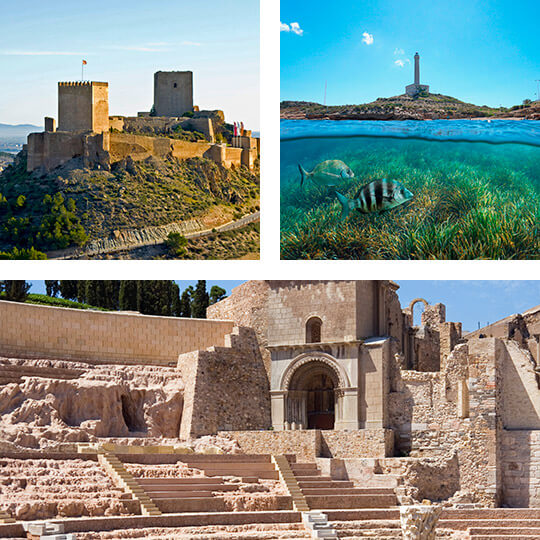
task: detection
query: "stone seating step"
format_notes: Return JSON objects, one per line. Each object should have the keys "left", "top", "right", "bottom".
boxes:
{"left": 439, "top": 519, "right": 540, "bottom": 530}
{"left": 142, "top": 483, "right": 237, "bottom": 492}
{"left": 441, "top": 509, "right": 540, "bottom": 520}
{"left": 137, "top": 477, "right": 225, "bottom": 485}
{"left": 188, "top": 463, "right": 277, "bottom": 471}
{"left": 469, "top": 537, "right": 540, "bottom": 540}
{"left": 203, "top": 470, "right": 279, "bottom": 480}
{"left": 325, "top": 509, "right": 400, "bottom": 521}
{"left": 296, "top": 476, "right": 333, "bottom": 482}
{"left": 306, "top": 494, "right": 397, "bottom": 510}
{"left": 148, "top": 490, "right": 226, "bottom": 499}
{"left": 469, "top": 528, "right": 540, "bottom": 536}
{"left": 303, "top": 488, "right": 394, "bottom": 496}
{"left": 298, "top": 481, "right": 355, "bottom": 489}
{"left": 178, "top": 455, "right": 277, "bottom": 463}
{"left": 337, "top": 531, "right": 401, "bottom": 539}
{"left": 331, "top": 520, "right": 400, "bottom": 530}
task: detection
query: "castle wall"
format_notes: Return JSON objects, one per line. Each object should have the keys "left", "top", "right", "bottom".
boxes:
{"left": 92, "top": 83, "right": 110, "bottom": 133}
{"left": 154, "top": 71, "right": 193, "bottom": 117}
{"left": 0, "top": 300, "right": 234, "bottom": 367}
{"left": 27, "top": 131, "right": 84, "bottom": 172}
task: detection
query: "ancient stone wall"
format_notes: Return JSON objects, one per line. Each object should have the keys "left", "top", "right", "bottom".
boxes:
{"left": 220, "top": 429, "right": 393, "bottom": 462}
{"left": 207, "top": 281, "right": 271, "bottom": 378}
{"left": 177, "top": 327, "right": 271, "bottom": 439}
{"left": 389, "top": 339, "right": 501, "bottom": 505}
{"left": 0, "top": 300, "right": 234, "bottom": 366}
{"left": 501, "top": 429, "right": 540, "bottom": 507}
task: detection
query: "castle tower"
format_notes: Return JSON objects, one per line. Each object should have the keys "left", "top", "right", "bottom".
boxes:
{"left": 414, "top": 52, "right": 420, "bottom": 85}
{"left": 154, "top": 71, "right": 194, "bottom": 117}
{"left": 58, "top": 81, "right": 109, "bottom": 133}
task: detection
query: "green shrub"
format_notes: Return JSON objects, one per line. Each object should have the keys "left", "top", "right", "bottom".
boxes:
{"left": 165, "top": 232, "right": 188, "bottom": 257}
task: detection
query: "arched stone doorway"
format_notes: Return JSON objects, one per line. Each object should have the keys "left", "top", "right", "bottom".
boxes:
{"left": 285, "top": 360, "right": 340, "bottom": 430}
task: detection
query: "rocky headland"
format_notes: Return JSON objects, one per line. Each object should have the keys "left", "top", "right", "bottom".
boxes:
{"left": 281, "top": 94, "right": 540, "bottom": 121}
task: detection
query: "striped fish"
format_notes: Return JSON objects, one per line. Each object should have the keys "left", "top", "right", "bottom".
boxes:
{"left": 335, "top": 179, "right": 413, "bottom": 219}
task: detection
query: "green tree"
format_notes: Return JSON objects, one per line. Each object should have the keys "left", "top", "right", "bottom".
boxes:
{"left": 209, "top": 285, "right": 226, "bottom": 305}
{"left": 165, "top": 232, "right": 188, "bottom": 257}
{"left": 77, "top": 280, "right": 87, "bottom": 304}
{"left": 119, "top": 280, "right": 138, "bottom": 311}
{"left": 191, "top": 280, "right": 209, "bottom": 318}
{"left": 171, "top": 282, "right": 181, "bottom": 317}
{"left": 45, "top": 280, "right": 60, "bottom": 297}
{"left": 2, "top": 280, "right": 30, "bottom": 302}
{"left": 179, "top": 286, "right": 193, "bottom": 318}
{"left": 85, "top": 280, "right": 101, "bottom": 307}
{"left": 59, "top": 280, "right": 79, "bottom": 300}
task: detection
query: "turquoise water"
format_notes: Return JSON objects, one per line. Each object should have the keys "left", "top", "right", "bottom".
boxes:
{"left": 280, "top": 120, "right": 540, "bottom": 260}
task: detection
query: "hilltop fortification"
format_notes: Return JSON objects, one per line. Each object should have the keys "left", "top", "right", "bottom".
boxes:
{"left": 27, "top": 72, "right": 259, "bottom": 174}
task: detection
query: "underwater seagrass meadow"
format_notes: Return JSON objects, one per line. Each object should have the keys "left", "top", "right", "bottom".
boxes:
{"left": 280, "top": 120, "right": 540, "bottom": 260}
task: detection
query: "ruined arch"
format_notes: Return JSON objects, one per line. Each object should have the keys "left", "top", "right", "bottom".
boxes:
{"left": 409, "top": 298, "right": 429, "bottom": 326}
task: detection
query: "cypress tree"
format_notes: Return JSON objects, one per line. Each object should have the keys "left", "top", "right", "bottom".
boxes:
{"left": 59, "top": 280, "right": 78, "bottom": 300}
{"left": 45, "top": 280, "right": 60, "bottom": 298}
{"left": 85, "top": 280, "right": 100, "bottom": 307}
{"left": 77, "top": 280, "right": 87, "bottom": 304}
{"left": 119, "top": 281, "right": 138, "bottom": 311}
{"left": 171, "top": 282, "right": 181, "bottom": 317}
{"left": 179, "top": 286, "right": 193, "bottom": 318}
{"left": 191, "top": 280, "right": 209, "bottom": 318}
{"left": 2, "top": 280, "right": 30, "bottom": 302}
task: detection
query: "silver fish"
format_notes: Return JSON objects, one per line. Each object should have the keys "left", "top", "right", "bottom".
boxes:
{"left": 336, "top": 179, "right": 413, "bottom": 219}
{"left": 299, "top": 160, "right": 354, "bottom": 187}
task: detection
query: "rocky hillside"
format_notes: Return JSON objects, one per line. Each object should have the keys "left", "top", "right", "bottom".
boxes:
{"left": 281, "top": 94, "right": 540, "bottom": 120}
{"left": 0, "top": 151, "right": 259, "bottom": 256}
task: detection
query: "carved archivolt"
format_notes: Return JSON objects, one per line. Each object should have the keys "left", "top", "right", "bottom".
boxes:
{"left": 280, "top": 352, "right": 350, "bottom": 391}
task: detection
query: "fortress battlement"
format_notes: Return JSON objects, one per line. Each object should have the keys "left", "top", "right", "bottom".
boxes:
{"left": 58, "top": 81, "right": 108, "bottom": 87}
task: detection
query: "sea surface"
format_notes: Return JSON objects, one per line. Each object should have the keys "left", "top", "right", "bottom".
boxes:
{"left": 280, "top": 119, "right": 540, "bottom": 260}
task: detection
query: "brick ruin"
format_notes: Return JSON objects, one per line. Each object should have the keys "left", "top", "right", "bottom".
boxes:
{"left": 26, "top": 72, "right": 259, "bottom": 174}
{"left": 0, "top": 281, "right": 539, "bottom": 538}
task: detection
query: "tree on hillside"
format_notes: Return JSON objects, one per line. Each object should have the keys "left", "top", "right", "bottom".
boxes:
{"left": 179, "top": 286, "right": 193, "bottom": 318}
{"left": 1, "top": 280, "right": 30, "bottom": 302}
{"left": 59, "top": 280, "right": 78, "bottom": 301}
{"left": 191, "top": 280, "right": 209, "bottom": 318}
{"left": 119, "top": 281, "right": 138, "bottom": 311}
{"left": 45, "top": 280, "right": 60, "bottom": 297}
{"left": 209, "top": 285, "right": 227, "bottom": 305}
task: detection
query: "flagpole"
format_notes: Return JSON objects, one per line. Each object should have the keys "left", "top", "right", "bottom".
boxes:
{"left": 81, "top": 60, "right": 83, "bottom": 81}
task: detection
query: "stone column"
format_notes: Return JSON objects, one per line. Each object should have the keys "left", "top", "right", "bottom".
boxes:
{"left": 400, "top": 504, "right": 442, "bottom": 540}
{"left": 271, "top": 391, "right": 286, "bottom": 430}
{"left": 414, "top": 53, "right": 420, "bottom": 85}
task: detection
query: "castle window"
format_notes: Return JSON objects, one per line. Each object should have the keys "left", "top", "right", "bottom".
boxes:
{"left": 173, "top": 82, "right": 177, "bottom": 88}
{"left": 306, "top": 317, "right": 322, "bottom": 344}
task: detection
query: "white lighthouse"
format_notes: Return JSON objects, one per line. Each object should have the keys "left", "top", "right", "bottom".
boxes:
{"left": 406, "top": 52, "right": 430, "bottom": 96}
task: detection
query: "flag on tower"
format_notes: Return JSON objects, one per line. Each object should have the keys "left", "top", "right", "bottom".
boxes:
{"left": 82, "top": 60, "right": 87, "bottom": 65}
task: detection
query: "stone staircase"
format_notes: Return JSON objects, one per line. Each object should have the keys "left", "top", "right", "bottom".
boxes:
{"left": 290, "top": 461, "right": 399, "bottom": 510}
{"left": 97, "top": 453, "right": 161, "bottom": 516}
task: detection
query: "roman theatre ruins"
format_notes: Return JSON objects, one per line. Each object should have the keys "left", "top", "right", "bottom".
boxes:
{"left": 0, "top": 280, "right": 539, "bottom": 539}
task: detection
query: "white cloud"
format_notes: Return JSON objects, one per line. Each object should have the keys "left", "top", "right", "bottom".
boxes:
{"left": 281, "top": 21, "right": 303, "bottom": 35}
{"left": 290, "top": 22, "right": 303, "bottom": 36}
{"left": 1, "top": 50, "right": 86, "bottom": 56}
{"left": 394, "top": 48, "right": 404, "bottom": 55}
{"left": 106, "top": 45, "right": 171, "bottom": 52}
{"left": 180, "top": 41, "right": 201, "bottom": 46}
{"left": 362, "top": 32, "right": 374, "bottom": 45}
{"left": 395, "top": 59, "right": 405, "bottom": 67}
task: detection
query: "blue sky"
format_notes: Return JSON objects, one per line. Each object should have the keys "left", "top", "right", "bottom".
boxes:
{"left": 0, "top": 0, "right": 259, "bottom": 129}
{"left": 27, "top": 280, "right": 539, "bottom": 332}
{"left": 281, "top": 0, "right": 540, "bottom": 107}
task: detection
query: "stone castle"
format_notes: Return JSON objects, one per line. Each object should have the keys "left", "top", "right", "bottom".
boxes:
{"left": 0, "top": 280, "right": 539, "bottom": 538}
{"left": 26, "top": 71, "right": 259, "bottom": 174}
